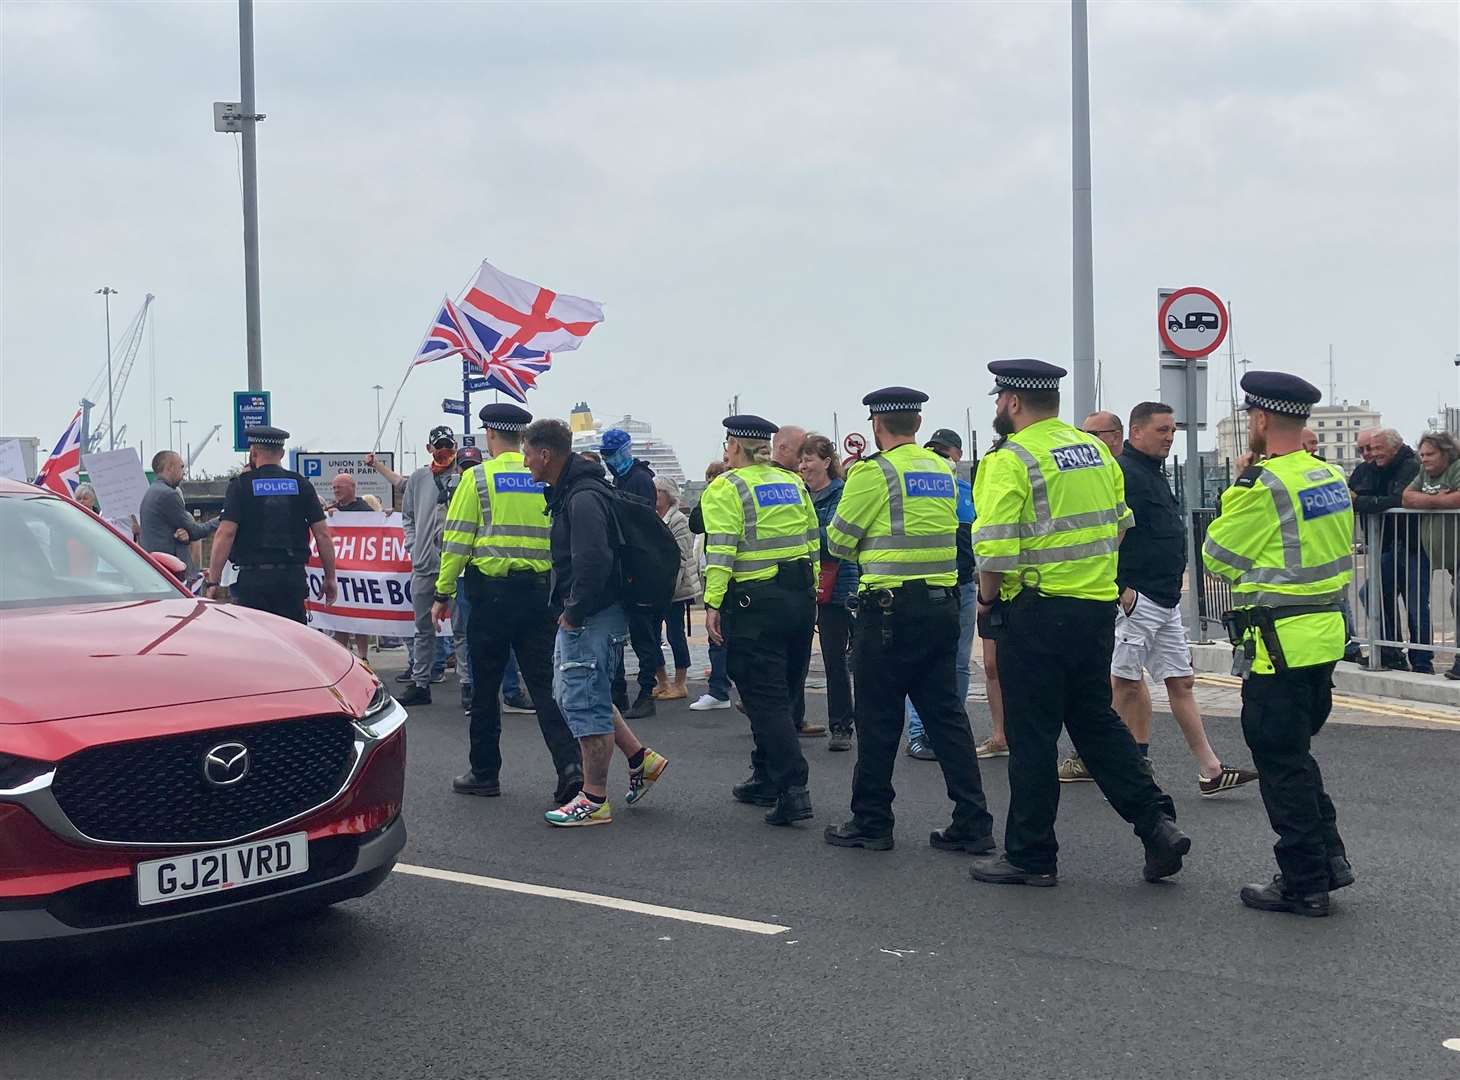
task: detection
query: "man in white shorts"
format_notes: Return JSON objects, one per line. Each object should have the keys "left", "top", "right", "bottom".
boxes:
{"left": 1059, "top": 402, "right": 1258, "bottom": 797}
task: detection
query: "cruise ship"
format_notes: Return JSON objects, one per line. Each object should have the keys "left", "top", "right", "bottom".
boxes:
{"left": 569, "top": 403, "right": 687, "bottom": 486}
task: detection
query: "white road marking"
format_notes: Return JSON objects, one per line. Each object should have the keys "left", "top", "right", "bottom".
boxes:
{"left": 1443, "top": 1038, "right": 1460, "bottom": 1052}
{"left": 393, "top": 863, "right": 791, "bottom": 936}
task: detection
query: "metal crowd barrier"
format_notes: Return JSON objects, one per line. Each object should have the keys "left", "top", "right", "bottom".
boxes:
{"left": 1193, "top": 507, "right": 1460, "bottom": 676}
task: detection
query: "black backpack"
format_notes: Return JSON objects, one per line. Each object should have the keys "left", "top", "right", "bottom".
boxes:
{"left": 580, "top": 485, "right": 681, "bottom": 611}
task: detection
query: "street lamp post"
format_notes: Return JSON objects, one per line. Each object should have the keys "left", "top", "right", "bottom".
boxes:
{"left": 174, "top": 419, "right": 187, "bottom": 463}
{"left": 96, "top": 286, "right": 118, "bottom": 450}
{"left": 165, "top": 395, "right": 176, "bottom": 451}
{"left": 372, "top": 384, "right": 384, "bottom": 451}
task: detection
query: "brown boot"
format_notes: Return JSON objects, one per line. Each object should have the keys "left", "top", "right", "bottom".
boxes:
{"left": 660, "top": 668, "right": 689, "bottom": 700}
{"left": 651, "top": 668, "right": 673, "bottom": 699}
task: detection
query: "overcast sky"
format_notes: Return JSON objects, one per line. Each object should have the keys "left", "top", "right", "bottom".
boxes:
{"left": 3, "top": 1, "right": 1457, "bottom": 478}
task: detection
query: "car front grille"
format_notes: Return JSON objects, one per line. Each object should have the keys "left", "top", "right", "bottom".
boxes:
{"left": 50, "top": 716, "right": 357, "bottom": 844}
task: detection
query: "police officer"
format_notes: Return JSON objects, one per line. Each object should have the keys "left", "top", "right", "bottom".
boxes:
{"left": 431, "top": 403, "right": 583, "bottom": 806}
{"left": 969, "top": 361, "right": 1189, "bottom": 887}
{"left": 1202, "top": 371, "right": 1355, "bottom": 917}
{"left": 205, "top": 425, "right": 336, "bottom": 622}
{"left": 702, "top": 415, "right": 819, "bottom": 826}
{"left": 822, "top": 388, "right": 995, "bottom": 852}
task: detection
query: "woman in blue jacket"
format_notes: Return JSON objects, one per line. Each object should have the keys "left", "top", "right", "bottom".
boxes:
{"left": 799, "top": 435, "right": 859, "bottom": 751}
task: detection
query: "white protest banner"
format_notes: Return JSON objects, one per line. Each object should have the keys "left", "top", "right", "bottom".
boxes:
{"left": 304, "top": 511, "right": 450, "bottom": 636}
{"left": 81, "top": 447, "right": 150, "bottom": 520}
{"left": 0, "top": 439, "right": 27, "bottom": 481}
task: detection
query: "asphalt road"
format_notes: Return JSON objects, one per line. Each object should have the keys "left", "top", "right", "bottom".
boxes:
{"left": 5, "top": 664, "right": 1459, "bottom": 1080}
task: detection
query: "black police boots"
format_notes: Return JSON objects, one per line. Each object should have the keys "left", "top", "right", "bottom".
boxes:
{"left": 765, "top": 787, "right": 813, "bottom": 826}
{"left": 824, "top": 821, "right": 894, "bottom": 851}
{"left": 553, "top": 765, "right": 584, "bottom": 806}
{"left": 624, "top": 690, "right": 656, "bottom": 720}
{"left": 969, "top": 856, "right": 1057, "bottom": 887}
{"left": 452, "top": 771, "right": 500, "bottom": 797}
{"left": 1240, "top": 875, "right": 1330, "bottom": 917}
{"left": 1328, "top": 855, "right": 1356, "bottom": 891}
{"left": 1141, "top": 818, "right": 1192, "bottom": 882}
{"left": 929, "top": 825, "right": 997, "bottom": 855}
{"left": 398, "top": 685, "right": 432, "bottom": 707}
{"left": 732, "top": 774, "right": 778, "bottom": 807}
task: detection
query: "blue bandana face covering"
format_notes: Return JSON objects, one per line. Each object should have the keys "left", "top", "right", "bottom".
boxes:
{"left": 605, "top": 447, "right": 633, "bottom": 476}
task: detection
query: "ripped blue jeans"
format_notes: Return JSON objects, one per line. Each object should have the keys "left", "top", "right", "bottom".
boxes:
{"left": 553, "top": 603, "right": 629, "bottom": 738}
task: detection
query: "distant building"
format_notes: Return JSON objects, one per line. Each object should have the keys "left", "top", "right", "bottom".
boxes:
{"left": 568, "top": 402, "right": 687, "bottom": 486}
{"left": 1215, "top": 398, "right": 1380, "bottom": 475}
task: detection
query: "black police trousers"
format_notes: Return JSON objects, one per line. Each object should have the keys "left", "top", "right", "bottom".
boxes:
{"left": 850, "top": 585, "right": 993, "bottom": 838}
{"left": 463, "top": 571, "right": 581, "bottom": 783}
{"left": 233, "top": 567, "right": 308, "bottom": 624}
{"left": 996, "top": 592, "right": 1176, "bottom": 874}
{"left": 1240, "top": 663, "right": 1346, "bottom": 894}
{"left": 723, "top": 579, "right": 814, "bottom": 795}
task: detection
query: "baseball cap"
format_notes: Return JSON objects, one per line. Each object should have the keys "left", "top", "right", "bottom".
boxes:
{"left": 925, "top": 428, "right": 963, "bottom": 452}
{"left": 428, "top": 425, "right": 457, "bottom": 448}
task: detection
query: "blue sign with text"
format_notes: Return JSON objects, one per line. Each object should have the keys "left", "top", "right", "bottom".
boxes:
{"left": 233, "top": 391, "right": 271, "bottom": 452}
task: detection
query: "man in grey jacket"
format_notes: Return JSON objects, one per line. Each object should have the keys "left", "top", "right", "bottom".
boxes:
{"left": 140, "top": 450, "right": 217, "bottom": 580}
{"left": 381, "top": 426, "right": 471, "bottom": 705}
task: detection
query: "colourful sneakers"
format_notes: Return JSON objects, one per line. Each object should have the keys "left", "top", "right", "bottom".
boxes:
{"left": 626, "top": 748, "right": 669, "bottom": 805}
{"left": 545, "top": 793, "right": 613, "bottom": 827}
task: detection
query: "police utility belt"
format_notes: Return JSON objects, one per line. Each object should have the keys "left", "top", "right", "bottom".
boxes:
{"left": 726, "top": 560, "right": 813, "bottom": 608}
{"left": 1222, "top": 602, "right": 1344, "bottom": 676}
{"left": 849, "top": 579, "right": 960, "bottom": 613}
{"left": 466, "top": 565, "right": 549, "bottom": 583}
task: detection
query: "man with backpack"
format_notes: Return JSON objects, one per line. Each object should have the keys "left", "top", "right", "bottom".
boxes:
{"left": 523, "top": 417, "right": 672, "bottom": 827}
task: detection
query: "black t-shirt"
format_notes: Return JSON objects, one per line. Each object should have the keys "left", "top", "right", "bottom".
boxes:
{"left": 333, "top": 498, "right": 372, "bottom": 513}
{"left": 222, "top": 464, "right": 326, "bottom": 566}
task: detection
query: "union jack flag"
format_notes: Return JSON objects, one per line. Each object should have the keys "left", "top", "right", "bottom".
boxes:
{"left": 411, "top": 301, "right": 472, "bottom": 367}
{"left": 36, "top": 409, "right": 83, "bottom": 497}
{"left": 445, "top": 296, "right": 553, "bottom": 404}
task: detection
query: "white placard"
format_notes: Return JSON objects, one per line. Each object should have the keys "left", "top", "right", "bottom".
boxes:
{"left": 0, "top": 438, "right": 26, "bottom": 481}
{"left": 81, "top": 447, "right": 151, "bottom": 520}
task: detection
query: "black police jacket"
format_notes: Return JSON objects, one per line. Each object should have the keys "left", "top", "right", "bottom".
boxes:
{"left": 1115, "top": 442, "right": 1186, "bottom": 609}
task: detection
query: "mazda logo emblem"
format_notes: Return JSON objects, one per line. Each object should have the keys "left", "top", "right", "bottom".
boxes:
{"left": 203, "top": 742, "right": 251, "bottom": 786}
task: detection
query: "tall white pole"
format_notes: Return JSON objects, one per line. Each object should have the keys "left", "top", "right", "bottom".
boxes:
{"left": 1071, "top": 0, "right": 1096, "bottom": 423}
{"left": 165, "top": 396, "right": 175, "bottom": 451}
{"left": 239, "top": 0, "right": 263, "bottom": 391}
{"left": 97, "top": 286, "right": 118, "bottom": 450}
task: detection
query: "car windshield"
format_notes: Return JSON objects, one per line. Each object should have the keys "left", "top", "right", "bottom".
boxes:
{"left": 0, "top": 492, "right": 180, "bottom": 609}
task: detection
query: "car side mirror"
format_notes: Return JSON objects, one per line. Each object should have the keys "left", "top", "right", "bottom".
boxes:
{"left": 149, "top": 552, "right": 188, "bottom": 580}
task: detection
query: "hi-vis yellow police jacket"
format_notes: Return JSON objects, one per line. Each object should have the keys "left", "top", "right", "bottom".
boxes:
{"left": 971, "top": 418, "right": 1132, "bottom": 601}
{"left": 1202, "top": 450, "right": 1354, "bottom": 674}
{"left": 701, "top": 463, "right": 820, "bottom": 609}
{"left": 435, "top": 451, "right": 551, "bottom": 596}
{"left": 826, "top": 443, "right": 959, "bottom": 590}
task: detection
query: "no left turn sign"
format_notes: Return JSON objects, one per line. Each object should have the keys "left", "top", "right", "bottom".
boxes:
{"left": 1158, "top": 286, "right": 1228, "bottom": 359}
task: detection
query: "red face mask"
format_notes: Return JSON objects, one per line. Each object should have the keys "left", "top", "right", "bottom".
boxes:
{"left": 431, "top": 446, "right": 457, "bottom": 472}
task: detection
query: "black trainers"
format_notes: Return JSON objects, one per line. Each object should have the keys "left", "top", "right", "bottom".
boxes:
{"left": 824, "top": 821, "right": 894, "bottom": 850}
{"left": 393, "top": 669, "right": 415, "bottom": 684}
{"left": 732, "top": 775, "right": 778, "bottom": 807}
{"left": 624, "top": 692, "right": 656, "bottom": 720}
{"left": 1328, "top": 855, "right": 1356, "bottom": 891}
{"left": 460, "top": 683, "right": 473, "bottom": 714}
{"left": 1240, "top": 874, "right": 1330, "bottom": 917}
{"left": 452, "top": 771, "right": 500, "bottom": 797}
{"left": 397, "top": 684, "right": 432, "bottom": 707}
{"left": 1141, "top": 818, "right": 1191, "bottom": 882}
{"left": 1198, "top": 764, "right": 1259, "bottom": 797}
{"left": 502, "top": 692, "right": 535, "bottom": 714}
{"left": 828, "top": 728, "right": 853, "bottom": 752}
{"left": 765, "top": 787, "right": 813, "bottom": 826}
{"left": 1446, "top": 659, "right": 1460, "bottom": 681}
{"left": 929, "top": 827, "right": 996, "bottom": 854}
{"left": 969, "top": 856, "right": 1057, "bottom": 887}
{"left": 905, "top": 737, "right": 937, "bottom": 761}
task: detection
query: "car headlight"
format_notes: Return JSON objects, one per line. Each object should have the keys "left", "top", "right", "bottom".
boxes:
{"left": 0, "top": 752, "right": 54, "bottom": 794}
{"left": 363, "top": 680, "right": 391, "bottom": 720}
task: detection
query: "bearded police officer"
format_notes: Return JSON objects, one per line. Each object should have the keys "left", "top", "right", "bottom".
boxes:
{"left": 205, "top": 425, "right": 336, "bottom": 622}
{"left": 432, "top": 403, "right": 583, "bottom": 806}
{"left": 970, "top": 361, "right": 1189, "bottom": 888}
{"left": 823, "top": 388, "right": 996, "bottom": 853}
{"left": 703, "top": 415, "right": 820, "bottom": 827}
{"left": 1203, "top": 372, "right": 1355, "bottom": 917}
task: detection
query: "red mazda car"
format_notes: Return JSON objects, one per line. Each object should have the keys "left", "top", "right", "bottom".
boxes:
{"left": 0, "top": 479, "right": 407, "bottom": 960}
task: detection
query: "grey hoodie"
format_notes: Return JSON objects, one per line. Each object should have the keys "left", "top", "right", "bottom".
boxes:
{"left": 399, "top": 466, "right": 458, "bottom": 576}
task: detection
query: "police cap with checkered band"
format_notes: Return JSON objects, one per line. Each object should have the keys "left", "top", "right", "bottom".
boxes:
{"left": 244, "top": 425, "right": 290, "bottom": 447}
{"left": 986, "top": 358, "right": 1067, "bottom": 396}
{"left": 722, "top": 415, "right": 779, "bottom": 440}
{"left": 862, "top": 387, "right": 930, "bottom": 417}
{"left": 477, "top": 403, "right": 533, "bottom": 433}
{"left": 1238, "top": 370, "right": 1322, "bottom": 419}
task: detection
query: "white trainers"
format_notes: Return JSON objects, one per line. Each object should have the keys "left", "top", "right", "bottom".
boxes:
{"left": 689, "top": 693, "right": 732, "bottom": 711}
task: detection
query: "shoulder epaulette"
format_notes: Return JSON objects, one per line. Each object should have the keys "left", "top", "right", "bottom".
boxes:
{"left": 1234, "top": 465, "right": 1264, "bottom": 488}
